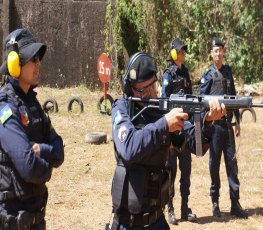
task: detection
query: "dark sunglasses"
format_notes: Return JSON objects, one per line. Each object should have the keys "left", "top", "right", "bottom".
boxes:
{"left": 131, "top": 77, "right": 158, "bottom": 93}
{"left": 30, "top": 53, "right": 40, "bottom": 63}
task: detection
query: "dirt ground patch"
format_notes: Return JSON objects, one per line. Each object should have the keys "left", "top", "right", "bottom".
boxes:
{"left": 36, "top": 87, "right": 263, "bottom": 230}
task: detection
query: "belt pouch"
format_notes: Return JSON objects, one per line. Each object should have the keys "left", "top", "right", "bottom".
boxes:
{"left": 112, "top": 165, "right": 127, "bottom": 210}
{"left": 128, "top": 165, "right": 148, "bottom": 214}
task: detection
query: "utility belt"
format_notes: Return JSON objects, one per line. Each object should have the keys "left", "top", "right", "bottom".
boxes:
{"left": 213, "top": 116, "right": 228, "bottom": 125}
{"left": 214, "top": 112, "right": 235, "bottom": 125}
{"left": 0, "top": 208, "right": 45, "bottom": 230}
{"left": 114, "top": 208, "right": 163, "bottom": 228}
{"left": 0, "top": 191, "right": 16, "bottom": 201}
{"left": 214, "top": 120, "right": 227, "bottom": 125}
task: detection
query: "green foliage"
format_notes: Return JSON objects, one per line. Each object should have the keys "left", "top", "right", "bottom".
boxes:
{"left": 104, "top": 0, "right": 263, "bottom": 88}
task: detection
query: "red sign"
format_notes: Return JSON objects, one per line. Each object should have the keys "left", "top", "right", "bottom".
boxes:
{"left": 97, "top": 53, "right": 111, "bottom": 83}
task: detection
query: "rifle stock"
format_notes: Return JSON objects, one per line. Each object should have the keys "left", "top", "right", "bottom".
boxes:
{"left": 128, "top": 94, "right": 263, "bottom": 157}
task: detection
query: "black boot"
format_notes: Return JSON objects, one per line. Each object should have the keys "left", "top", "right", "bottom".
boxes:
{"left": 230, "top": 200, "right": 248, "bottom": 219}
{"left": 168, "top": 199, "right": 178, "bottom": 225}
{"left": 181, "top": 197, "right": 197, "bottom": 222}
{"left": 212, "top": 198, "right": 221, "bottom": 217}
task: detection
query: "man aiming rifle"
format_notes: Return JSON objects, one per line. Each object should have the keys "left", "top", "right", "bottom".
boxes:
{"left": 109, "top": 52, "right": 227, "bottom": 230}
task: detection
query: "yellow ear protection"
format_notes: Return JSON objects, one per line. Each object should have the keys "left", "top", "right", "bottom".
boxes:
{"left": 6, "top": 30, "right": 22, "bottom": 78}
{"left": 170, "top": 46, "right": 178, "bottom": 61}
{"left": 122, "top": 52, "right": 149, "bottom": 96}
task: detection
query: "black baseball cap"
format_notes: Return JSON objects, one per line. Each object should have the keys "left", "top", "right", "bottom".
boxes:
{"left": 0, "top": 28, "right": 46, "bottom": 74}
{"left": 166, "top": 38, "right": 187, "bottom": 61}
{"left": 126, "top": 52, "right": 157, "bottom": 83}
{"left": 212, "top": 37, "right": 225, "bottom": 48}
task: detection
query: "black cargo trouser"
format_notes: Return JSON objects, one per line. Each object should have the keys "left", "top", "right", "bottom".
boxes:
{"left": 168, "top": 149, "right": 192, "bottom": 199}
{"left": 209, "top": 123, "right": 240, "bottom": 201}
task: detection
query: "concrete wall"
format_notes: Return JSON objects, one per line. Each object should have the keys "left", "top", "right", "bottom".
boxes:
{"left": 0, "top": 0, "right": 107, "bottom": 89}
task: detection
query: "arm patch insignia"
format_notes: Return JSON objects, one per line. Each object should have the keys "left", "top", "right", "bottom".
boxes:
{"left": 0, "top": 104, "right": 13, "bottom": 125}
{"left": 118, "top": 125, "right": 128, "bottom": 142}
{"left": 113, "top": 110, "right": 122, "bottom": 129}
{"left": 163, "top": 79, "right": 169, "bottom": 86}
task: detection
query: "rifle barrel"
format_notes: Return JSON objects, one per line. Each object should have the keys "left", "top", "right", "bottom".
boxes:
{"left": 252, "top": 103, "right": 263, "bottom": 108}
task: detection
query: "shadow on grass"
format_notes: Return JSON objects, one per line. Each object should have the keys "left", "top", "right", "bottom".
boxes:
{"left": 192, "top": 211, "right": 234, "bottom": 224}
{"left": 183, "top": 207, "right": 263, "bottom": 225}
{"left": 247, "top": 207, "right": 263, "bottom": 216}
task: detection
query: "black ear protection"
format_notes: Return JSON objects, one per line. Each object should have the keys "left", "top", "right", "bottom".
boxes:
{"left": 122, "top": 52, "right": 149, "bottom": 96}
{"left": 6, "top": 29, "right": 23, "bottom": 78}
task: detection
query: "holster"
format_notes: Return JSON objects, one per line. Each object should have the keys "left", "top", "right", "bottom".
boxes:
{"left": 0, "top": 208, "right": 16, "bottom": 230}
{"left": 110, "top": 214, "right": 120, "bottom": 230}
{"left": 0, "top": 208, "right": 45, "bottom": 230}
{"left": 160, "top": 169, "right": 170, "bottom": 208}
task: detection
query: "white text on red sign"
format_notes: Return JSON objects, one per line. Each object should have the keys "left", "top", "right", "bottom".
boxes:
{"left": 99, "top": 61, "right": 111, "bottom": 76}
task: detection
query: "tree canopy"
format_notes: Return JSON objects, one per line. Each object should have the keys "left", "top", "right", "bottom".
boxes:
{"left": 105, "top": 0, "right": 263, "bottom": 89}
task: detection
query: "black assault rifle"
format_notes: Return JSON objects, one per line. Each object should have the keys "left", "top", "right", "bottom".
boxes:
{"left": 128, "top": 94, "right": 263, "bottom": 157}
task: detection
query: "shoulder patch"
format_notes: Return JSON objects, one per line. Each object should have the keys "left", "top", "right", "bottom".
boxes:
{"left": 167, "top": 65, "right": 178, "bottom": 75}
{"left": 19, "top": 106, "right": 30, "bottom": 126}
{"left": 113, "top": 110, "right": 122, "bottom": 129}
{"left": 201, "top": 68, "right": 212, "bottom": 83}
{"left": 163, "top": 79, "right": 169, "bottom": 86}
{"left": 118, "top": 125, "right": 128, "bottom": 142}
{"left": 0, "top": 104, "right": 13, "bottom": 125}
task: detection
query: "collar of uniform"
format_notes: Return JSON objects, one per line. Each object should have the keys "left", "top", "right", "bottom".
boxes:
{"left": 212, "top": 63, "right": 224, "bottom": 71}
{"left": 7, "top": 80, "right": 36, "bottom": 102}
{"left": 173, "top": 63, "right": 187, "bottom": 74}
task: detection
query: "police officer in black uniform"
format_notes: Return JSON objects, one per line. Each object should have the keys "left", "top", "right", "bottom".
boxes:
{"left": 161, "top": 38, "right": 196, "bottom": 225}
{"left": 200, "top": 37, "right": 248, "bottom": 219}
{"left": 0, "top": 28, "right": 64, "bottom": 229}
{"left": 110, "top": 51, "right": 227, "bottom": 229}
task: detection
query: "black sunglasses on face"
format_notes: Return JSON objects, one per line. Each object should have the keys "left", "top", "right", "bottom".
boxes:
{"left": 131, "top": 77, "right": 158, "bottom": 93}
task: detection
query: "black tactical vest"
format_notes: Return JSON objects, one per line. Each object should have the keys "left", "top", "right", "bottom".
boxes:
{"left": 0, "top": 84, "right": 50, "bottom": 201}
{"left": 209, "top": 65, "right": 234, "bottom": 122}
{"left": 112, "top": 105, "right": 170, "bottom": 215}
{"left": 209, "top": 65, "right": 231, "bottom": 95}
{"left": 165, "top": 65, "right": 191, "bottom": 94}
